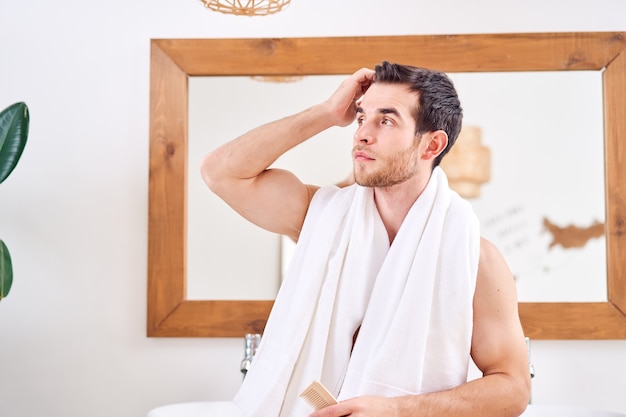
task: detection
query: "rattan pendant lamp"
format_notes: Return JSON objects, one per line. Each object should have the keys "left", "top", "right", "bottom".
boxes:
{"left": 199, "top": 0, "right": 291, "bottom": 16}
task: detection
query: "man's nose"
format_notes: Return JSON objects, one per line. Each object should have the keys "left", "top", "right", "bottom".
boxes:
{"left": 354, "top": 122, "right": 374, "bottom": 144}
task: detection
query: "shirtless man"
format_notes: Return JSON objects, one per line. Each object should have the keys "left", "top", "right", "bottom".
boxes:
{"left": 201, "top": 61, "right": 531, "bottom": 417}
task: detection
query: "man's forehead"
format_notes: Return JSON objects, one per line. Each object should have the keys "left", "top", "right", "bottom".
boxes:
{"left": 357, "top": 83, "right": 418, "bottom": 112}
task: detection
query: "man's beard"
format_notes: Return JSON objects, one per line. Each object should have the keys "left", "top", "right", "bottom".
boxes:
{"left": 354, "top": 140, "right": 420, "bottom": 188}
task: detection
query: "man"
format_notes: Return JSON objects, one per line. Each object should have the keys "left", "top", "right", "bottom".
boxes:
{"left": 201, "top": 61, "right": 531, "bottom": 417}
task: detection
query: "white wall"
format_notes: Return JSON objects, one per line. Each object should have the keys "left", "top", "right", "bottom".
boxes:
{"left": 0, "top": 0, "right": 625, "bottom": 416}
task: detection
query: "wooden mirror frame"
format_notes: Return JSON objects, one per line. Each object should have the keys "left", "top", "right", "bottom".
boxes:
{"left": 148, "top": 32, "right": 626, "bottom": 339}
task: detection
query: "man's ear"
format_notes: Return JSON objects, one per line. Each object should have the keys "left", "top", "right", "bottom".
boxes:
{"left": 421, "top": 130, "right": 448, "bottom": 160}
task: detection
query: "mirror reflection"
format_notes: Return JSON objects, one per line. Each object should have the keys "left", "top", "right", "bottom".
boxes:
{"left": 187, "top": 71, "right": 605, "bottom": 303}
{"left": 187, "top": 75, "right": 351, "bottom": 300}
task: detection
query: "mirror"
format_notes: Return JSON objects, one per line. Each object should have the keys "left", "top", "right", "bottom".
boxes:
{"left": 187, "top": 71, "right": 606, "bottom": 303}
{"left": 148, "top": 33, "right": 626, "bottom": 338}
{"left": 186, "top": 75, "right": 353, "bottom": 301}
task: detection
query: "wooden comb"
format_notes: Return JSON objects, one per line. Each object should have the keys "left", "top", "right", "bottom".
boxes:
{"left": 299, "top": 380, "right": 338, "bottom": 410}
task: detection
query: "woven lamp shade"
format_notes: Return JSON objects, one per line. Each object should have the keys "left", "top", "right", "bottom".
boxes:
{"left": 199, "top": 0, "right": 291, "bottom": 16}
{"left": 439, "top": 126, "right": 491, "bottom": 199}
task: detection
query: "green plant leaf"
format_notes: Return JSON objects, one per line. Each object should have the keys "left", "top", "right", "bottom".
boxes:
{"left": 0, "top": 102, "right": 29, "bottom": 185}
{"left": 0, "top": 239, "right": 13, "bottom": 300}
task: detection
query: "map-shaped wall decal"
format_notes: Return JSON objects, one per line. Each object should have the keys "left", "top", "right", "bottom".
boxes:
{"left": 543, "top": 217, "right": 605, "bottom": 249}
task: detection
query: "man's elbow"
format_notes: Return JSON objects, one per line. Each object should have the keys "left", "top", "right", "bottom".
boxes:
{"left": 508, "top": 373, "right": 532, "bottom": 417}
{"left": 200, "top": 150, "right": 228, "bottom": 194}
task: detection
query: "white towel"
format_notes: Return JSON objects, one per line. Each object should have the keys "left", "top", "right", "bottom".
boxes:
{"left": 234, "top": 167, "right": 480, "bottom": 417}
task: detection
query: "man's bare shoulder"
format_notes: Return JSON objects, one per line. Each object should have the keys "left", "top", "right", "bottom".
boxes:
{"left": 475, "top": 237, "right": 516, "bottom": 299}
{"left": 478, "top": 237, "right": 509, "bottom": 273}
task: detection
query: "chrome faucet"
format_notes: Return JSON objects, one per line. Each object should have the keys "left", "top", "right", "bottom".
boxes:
{"left": 240, "top": 333, "right": 261, "bottom": 378}
{"left": 526, "top": 337, "right": 535, "bottom": 405}
{"left": 526, "top": 337, "right": 535, "bottom": 379}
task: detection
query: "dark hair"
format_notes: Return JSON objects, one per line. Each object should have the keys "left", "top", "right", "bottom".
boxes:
{"left": 374, "top": 61, "right": 463, "bottom": 167}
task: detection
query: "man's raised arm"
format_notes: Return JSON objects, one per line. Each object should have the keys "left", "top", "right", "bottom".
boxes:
{"left": 200, "top": 68, "right": 375, "bottom": 242}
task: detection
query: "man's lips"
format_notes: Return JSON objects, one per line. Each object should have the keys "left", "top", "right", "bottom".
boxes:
{"left": 354, "top": 151, "right": 374, "bottom": 161}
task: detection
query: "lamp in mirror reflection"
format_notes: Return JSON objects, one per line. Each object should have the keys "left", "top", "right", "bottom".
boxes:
{"left": 250, "top": 75, "right": 305, "bottom": 83}
{"left": 440, "top": 125, "right": 491, "bottom": 198}
{"left": 198, "top": 0, "right": 291, "bottom": 16}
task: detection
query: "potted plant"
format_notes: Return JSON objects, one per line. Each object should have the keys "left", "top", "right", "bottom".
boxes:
{"left": 0, "top": 102, "right": 29, "bottom": 301}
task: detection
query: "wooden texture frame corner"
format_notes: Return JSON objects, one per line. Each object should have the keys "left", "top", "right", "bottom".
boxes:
{"left": 148, "top": 32, "right": 626, "bottom": 338}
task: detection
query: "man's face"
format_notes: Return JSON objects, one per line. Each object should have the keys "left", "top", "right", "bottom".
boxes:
{"left": 352, "top": 82, "right": 424, "bottom": 188}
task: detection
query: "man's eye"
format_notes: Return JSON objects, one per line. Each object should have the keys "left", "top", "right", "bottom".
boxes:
{"left": 356, "top": 117, "right": 364, "bottom": 125}
{"left": 382, "top": 118, "right": 393, "bottom": 125}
